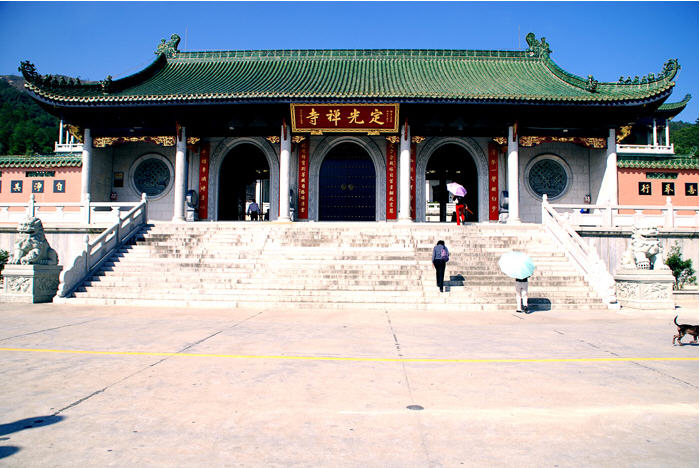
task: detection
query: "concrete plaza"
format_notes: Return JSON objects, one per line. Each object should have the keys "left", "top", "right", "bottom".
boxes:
{"left": 0, "top": 300, "right": 697, "bottom": 467}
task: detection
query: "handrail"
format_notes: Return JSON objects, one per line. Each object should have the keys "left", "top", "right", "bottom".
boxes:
{"left": 541, "top": 194, "right": 618, "bottom": 307}
{"left": 0, "top": 193, "right": 143, "bottom": 225}
{"left": 548, "top": 197, "right": 698, "bottom": 229}
{"left": 56, "top": 193, "right": 148, "bottom": 298}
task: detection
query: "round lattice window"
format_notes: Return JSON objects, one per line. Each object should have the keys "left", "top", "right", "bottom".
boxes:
{"left": 133, "top": 158, "right": 171, "bottom": 197}
{"left": 527, "top": 158, "right": 568, "bottom": 199}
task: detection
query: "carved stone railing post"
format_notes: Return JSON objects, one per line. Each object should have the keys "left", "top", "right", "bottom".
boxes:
{"left": 664, "top": 197, "right": 674, "bottom": 228}
{"left": 27, "top": 194, "right": 35, "bottom": 218}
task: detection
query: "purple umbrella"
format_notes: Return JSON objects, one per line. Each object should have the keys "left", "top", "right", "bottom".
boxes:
{"left": 446, "top": 182, "right": 467, "bottom": 197}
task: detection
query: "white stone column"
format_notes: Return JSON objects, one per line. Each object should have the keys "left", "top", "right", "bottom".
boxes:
{"left": 398, "top": 123, "right": 412, "bottom": 222}
{"left": 507, "top": 125, "right": 520, "bottom": 223}
{"left": 605, "top": 128, "right": 618, "bottom": 205}
{"left": 665, "top": 120, "right": 670, "bottom": 147}
{"left": 80, "top": 128, "right": 92, "bottom": 203}
{"left": 652, "top": 118, "right": 658, "bottom": 147}
{"left": 172, "top": 125, "right": 187, "bottom": 222}
{"left": 277, "top": 124, "right": 291, "bottom": 222}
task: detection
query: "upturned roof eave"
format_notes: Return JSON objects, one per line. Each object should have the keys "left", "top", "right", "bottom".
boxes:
{"left": 24, "top": 87, "right": 676, "bottom": 108}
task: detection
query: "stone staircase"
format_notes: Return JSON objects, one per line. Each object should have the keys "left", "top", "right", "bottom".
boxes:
{"left": 62, "top": 222, "right": 609, "bottom": 312}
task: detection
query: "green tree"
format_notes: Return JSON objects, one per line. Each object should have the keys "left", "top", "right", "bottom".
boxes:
{"left": 0, "top": 77, "right": 59, "bottom": 155}
{"left": 669, "top": 120, "right": 699, "bottom": 156}
{"left": 665, "top": 244, "right": 697, "bottom": 290}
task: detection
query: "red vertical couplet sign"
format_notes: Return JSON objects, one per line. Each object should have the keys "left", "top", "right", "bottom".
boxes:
{"left": 198, "top": 142, "right": 210, "bottom": 220}
{"left": 410, "top": 143, "right": 417, "bottom": 220}
{"left": 488, "top": 142, "right": 499, "bottom": 221}
{"left": 297, "top": 139, "right": 310, "bottom": 219}
{"left": 385, "top": 139, "right": 398, "bottom": 220}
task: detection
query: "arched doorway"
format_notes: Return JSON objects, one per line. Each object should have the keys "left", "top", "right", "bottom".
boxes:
{"left": 425, "top": 145, "right": 478, "bottom": 222}
{"left": 218, "top": 144, "right": 270, "bottom": 220}
{"left": 319, "top": 143, "right": 376, "bottom": 221}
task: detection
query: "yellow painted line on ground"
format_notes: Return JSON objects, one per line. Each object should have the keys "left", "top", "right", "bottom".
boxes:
{"left": 0, "top": 347, "right": 697, "bottom": 364}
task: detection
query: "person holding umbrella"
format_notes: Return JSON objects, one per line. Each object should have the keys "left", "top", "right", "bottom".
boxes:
{"left": 446, "top": 182, "right": 468, "bottom": 225}
{"left": 498, "top": 251, "right": 535, "bottom": 313}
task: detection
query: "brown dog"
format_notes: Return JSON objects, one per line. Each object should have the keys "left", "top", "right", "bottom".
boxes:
{"left": 673, "top": 316, "right": 699, "bottom": 346}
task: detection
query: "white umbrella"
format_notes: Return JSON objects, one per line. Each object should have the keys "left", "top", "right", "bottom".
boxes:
{"left": 498, "top": 251, "right": 535, "bottom": 280}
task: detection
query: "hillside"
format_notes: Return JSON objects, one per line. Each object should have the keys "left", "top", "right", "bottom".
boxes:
{"left": 0, "top": 75, "right": 59, "bottom": 155}
{"left": 669, "top": 120, "right": 699, "bottom": 157}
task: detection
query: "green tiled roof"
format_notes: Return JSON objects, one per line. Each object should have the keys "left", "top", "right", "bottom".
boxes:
{"left": 618, "top": 154, "right": 698, "bottom": 169}
{"left": 19, "top": 33, "right": 679, "bottom": 106}
{"left": 655, "top": 94, "right": 692, "bottom": 119}
{"left": 0, "top": 153, "right": 82, "bottom": 168}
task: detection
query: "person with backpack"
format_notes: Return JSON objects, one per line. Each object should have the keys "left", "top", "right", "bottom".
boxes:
{"left": 432, "top": 240, "right": 449, "bottom": 292}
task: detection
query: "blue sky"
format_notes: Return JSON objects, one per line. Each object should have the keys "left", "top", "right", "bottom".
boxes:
{"left": 1, "top": 1, "right": 697, "bottom": 121}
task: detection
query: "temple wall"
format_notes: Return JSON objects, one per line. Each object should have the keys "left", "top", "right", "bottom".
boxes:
{"left": 0, "top": 167, "right": 82, "bottom": 204}
{"left": 517, "top": 143, "right": 606, "bottom": 223}
{"left": 101, "top": 143, "right": 178, "bottom": 221}
{"left": 82, "top": 137, "right": 615, "bottom": 224}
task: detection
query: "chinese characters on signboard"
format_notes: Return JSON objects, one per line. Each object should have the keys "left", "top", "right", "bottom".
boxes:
{"left": 638, "top": 182, "right": 652, "bottom": 195}
{"left": 661, "top": 182, "right": 675, "bottom": 196}
{"left": 291, "top": 104, "right": 399, "bottom": 134}
{"left": 198, "top": 142, "right": 210, "bottom": 220}
{"left": 488, "top": 143, "right": 499, "bottom": 221}
{"left": 297, "top": 139, "right": 310, "bottom": 219}
{"left": 686, "top": 183, "right": 698, "bottom": 196}
{"left": 410, "top": 142, "right": 417, "bottom": 220}
{"left": 385, "top": 138, "right": 398, "bottom": 220}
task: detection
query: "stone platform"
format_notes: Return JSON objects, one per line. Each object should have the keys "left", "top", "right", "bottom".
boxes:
{"left": 56, "top": 222, "right": 609, "bottom": 313}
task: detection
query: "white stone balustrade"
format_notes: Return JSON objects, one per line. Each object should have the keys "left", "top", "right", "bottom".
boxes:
{"left": 541, "top": 194, "right": 619, "bottom": 307}
{"left": 55, "top": 194, "right": 148, "bottom": 299}
{"left": 545, "top": 197, "right": 698, "bottom": 229}
{"left": 616, "top": 144, "right": 675, "bottom": 155}
{"left": 0, "top": 193, "right": 145, "bottom": 226}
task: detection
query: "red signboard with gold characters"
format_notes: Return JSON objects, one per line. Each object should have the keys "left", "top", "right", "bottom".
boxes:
{"left": 385, "top": 138, "right": 398, "bottom": 220}
{"left": 198, "top": 142, "right": 210, "bottom": 220}
{"left": 291, "top": 104, "right": 399, "bottom": 134}
{"left": 297, "top": 139, "right": 310, "bottom": 219}
{"left": 488, "top": 142, "right": 499, "bottom": 221}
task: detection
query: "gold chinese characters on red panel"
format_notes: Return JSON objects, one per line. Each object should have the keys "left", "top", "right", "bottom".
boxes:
{"left": 488, "top": 142, "right": 499, "bottom": 221}
{"left": 291, "top": 104, "right": 399, "bottom": 133}
{"left": 198, "top": 142, "right": 210, "bottom": 219}
{"left": 297, "top": 139, "right": 310, "bottom": 219}
{"left": 385, "top": 139, "right": 398, "bottom": 220}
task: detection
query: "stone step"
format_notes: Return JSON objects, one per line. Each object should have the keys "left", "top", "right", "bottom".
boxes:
{"left": 65, "top": 296, "right": 605, "bottom": 312}
{"left": 65, "top": 221, "right": 607, "bottom": 310}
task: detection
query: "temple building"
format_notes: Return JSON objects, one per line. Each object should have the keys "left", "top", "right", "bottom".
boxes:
{"left": 15, "top": 32, "right": 694, "bottom": 224}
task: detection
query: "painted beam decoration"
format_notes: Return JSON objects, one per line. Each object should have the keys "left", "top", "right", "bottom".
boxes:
{"left": 291, "top": 104, "right": 399, "bottom": 134}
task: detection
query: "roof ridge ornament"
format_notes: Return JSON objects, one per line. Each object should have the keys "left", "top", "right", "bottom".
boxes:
{"left": 618, "top": 58, "right": 680, "bottom": 85}
{"left": 586, "top": 75, "right": 598, "bottom": 92}
{"left": 19, "top": 61, "right": 84, "bottom": 89}
{"left": 525, "top": 33, "right": 551, "bottom": 57}
{"left": 156, "top": 34, "right": 181, "bottom": 58}
{"left": 101, "top": 75, "right": 113, "bottom": 94}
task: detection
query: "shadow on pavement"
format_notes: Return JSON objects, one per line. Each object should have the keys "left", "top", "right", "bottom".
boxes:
{"left": 0, "top": 446, "right": 20, "bottom": 459}
{"left": 0, "top": 415, "right": 64, "bottom": 436}
{"left": 527, "top": 298, "right": 552, "bottom": 313}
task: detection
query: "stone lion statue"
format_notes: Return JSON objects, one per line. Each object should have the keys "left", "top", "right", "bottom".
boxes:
{"left": 618, "top": 227, "right": 667, "bottom": 270}
{"left": 8, "top": 216, "right": 59, "bottom": 265}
